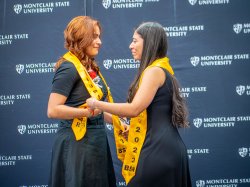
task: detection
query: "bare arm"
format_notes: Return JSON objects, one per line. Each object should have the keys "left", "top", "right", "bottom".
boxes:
{"left": 103, "top": 112, "right": 113, "bottom": 124}
{"left": 87, "top": 67, "right": 166, "bottom": 117}
{"left": 47, "top": 93, "right": 94, "bottom": 119}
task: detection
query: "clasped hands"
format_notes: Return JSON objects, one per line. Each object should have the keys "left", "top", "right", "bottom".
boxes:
{"left": 86, "top": 97, "right": 98, "bottom": 109}
{"left": 86, "top": 97, "right": 130, "bottom": 140}
{"left": 85, "top": 98, "right": 101, "bottom": 118}
{"left": 86, "top": 107, "right": 102, "bottom": 118}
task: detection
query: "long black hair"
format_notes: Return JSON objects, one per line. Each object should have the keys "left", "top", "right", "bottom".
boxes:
{"left": 127, "top": 22, "right": 189, "bottom": 128}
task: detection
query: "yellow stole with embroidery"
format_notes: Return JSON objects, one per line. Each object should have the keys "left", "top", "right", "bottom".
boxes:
{"left": 112, "top": 57, "right": 174, "bottom": 184}
{"left": 63, "top": 51, "right": 111, "bottom": 140}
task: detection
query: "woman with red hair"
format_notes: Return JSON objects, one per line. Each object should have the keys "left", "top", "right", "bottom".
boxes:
{"left": 47, "top": 16, "right": 116, "bottom": 187}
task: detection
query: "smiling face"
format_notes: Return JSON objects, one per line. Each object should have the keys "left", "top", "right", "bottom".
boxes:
{"left": 85, "top": 25, "right": 102, "bottom": 58}
{"left": 129, "top": 31, "right": 144, "bottom": 61}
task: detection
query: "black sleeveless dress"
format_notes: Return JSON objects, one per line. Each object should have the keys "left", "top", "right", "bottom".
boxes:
{"left": 127, "top": 69, "right": 192, "bottom": 187}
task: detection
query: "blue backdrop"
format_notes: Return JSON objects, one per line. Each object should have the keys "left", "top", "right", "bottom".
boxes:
{"left": 0, "top": 0, "right": 250, "bottom": 187}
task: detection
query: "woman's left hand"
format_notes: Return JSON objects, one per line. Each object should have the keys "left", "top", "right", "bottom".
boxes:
{"left": 121, "top": 122, "right": 130, "bottom": 140}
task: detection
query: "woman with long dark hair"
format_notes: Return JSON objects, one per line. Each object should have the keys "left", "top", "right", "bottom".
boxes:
{"left": 47, "top": 16, "right": 116, "bottom": 187}
{"left": 87, "top": 22, "right": 192, "bottom": 187}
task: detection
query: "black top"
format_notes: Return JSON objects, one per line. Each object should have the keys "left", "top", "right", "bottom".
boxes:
{"left": 51, "top": 61, "right": 108, "bottom": 128}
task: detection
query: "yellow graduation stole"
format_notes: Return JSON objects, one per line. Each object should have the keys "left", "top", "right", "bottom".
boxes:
{"left": 113, "top": 57, "right": 174, "bottom": 184}
{"left": 63, "top": 51, "right": 108, "bottom": 140}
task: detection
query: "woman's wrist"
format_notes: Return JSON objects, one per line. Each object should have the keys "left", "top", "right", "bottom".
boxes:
{"left": 92, "top": 99, "right": 96, "bottom": 109}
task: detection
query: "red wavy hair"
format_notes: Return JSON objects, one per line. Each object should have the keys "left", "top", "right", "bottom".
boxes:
{"left": 55, "top": 16, "right": 101, "bottom": 72}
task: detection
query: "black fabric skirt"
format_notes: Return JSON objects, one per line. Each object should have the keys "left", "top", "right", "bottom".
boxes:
{"left": 48, "top": 116, "right": 116, "bottom": 187}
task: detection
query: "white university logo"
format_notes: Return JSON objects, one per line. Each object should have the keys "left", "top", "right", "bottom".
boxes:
{"left": 106, "top": 123, "right": 113, "bottom": 131}
{"left": 103, "top": 59, "right": 112, "bottom": 69}
{"left": 16, "top": 64, "right": 25, "bottom": 74}
{"left": 188, "top": 0, "right": 198, "bottom": 5}
{"left": 236, "top": 85, "right": 245, "bottom": 95}
{"left": 13, "top": 4, "right": 22, "bottom": 14}
{"left": 17, "top": 125, "right": 27, "bottom": 134}
{"left": 102, "top": 0, "right": 111, "bottom": 9}
{"left": 233, "top": 23, "right": 243, "bottom": 34}
{"left": 190, "top": 56, "right": 200, "bottom": 66}
{"left": 196, "top": 180, "right": 206, "bottom": 187}
{"left": 193, "top": 118, "right": 203, "bottom": 128}
{"left": 238, "top": 147, "right": 248, "bottom": 157}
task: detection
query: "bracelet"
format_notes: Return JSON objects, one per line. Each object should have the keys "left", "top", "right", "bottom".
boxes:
{"left": 88, "top": 109, "right": 94, "bottom": 118}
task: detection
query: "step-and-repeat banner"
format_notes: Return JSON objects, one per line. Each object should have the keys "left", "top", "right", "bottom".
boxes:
{"left": 0, "top": 0, "right": 250, "bottom": 186}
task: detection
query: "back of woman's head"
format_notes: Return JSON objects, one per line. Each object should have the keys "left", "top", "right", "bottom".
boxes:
{"left": 64, "top": 16, "right": 101, "bottom": 59}
{"left": 136, "top": 22, "right": 167, "bottom": 68}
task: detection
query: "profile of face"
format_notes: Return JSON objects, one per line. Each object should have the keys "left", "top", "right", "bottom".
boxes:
{"left": 129, "top": 31, "right": 144, "bottom": 61}
{"left": 85, "top": 25, "right": 102, "bottom": 58}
